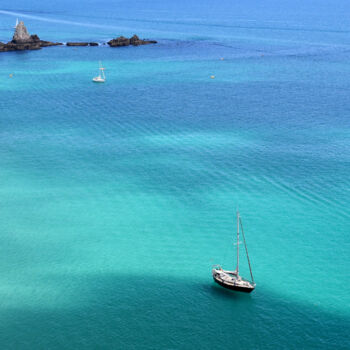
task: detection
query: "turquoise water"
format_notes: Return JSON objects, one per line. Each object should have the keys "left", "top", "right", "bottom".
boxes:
{"left": 0, "top": 1, "right": 349, "bottom": 348}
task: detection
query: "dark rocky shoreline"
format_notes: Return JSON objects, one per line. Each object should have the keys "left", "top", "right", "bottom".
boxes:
{"left": 0, "top": 21, "right": 157, "bottom": 52}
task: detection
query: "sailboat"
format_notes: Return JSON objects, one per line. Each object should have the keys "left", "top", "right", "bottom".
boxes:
{"left": 92, "top": 61, "right": 106, "bottom": 83}
{"left": 212, "top": 211, "right": 256, "bottom": 293}
{"left": 14, "top": 18, "right": 19, "bottom": 29}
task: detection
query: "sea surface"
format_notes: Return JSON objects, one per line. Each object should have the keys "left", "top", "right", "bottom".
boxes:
{"left": 0, "top": 0, "right": 349, "bottom": 349}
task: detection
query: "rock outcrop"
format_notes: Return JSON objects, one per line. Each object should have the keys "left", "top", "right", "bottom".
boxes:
{"left": 0, "top": 21, "right": 62, "bottom": 52}
{"left": 0, "top": 22, "right": 156, "bottom": 52}
{"left": 108, "top": 36, "right": 130, "bottom": 47}
{"left": 108, "top": 34, "right": 157, "bottom": 47}
{"left": 66, "top": 42, "right": 99, "bottom": 46}
{"left": 130, "top": 34, "right": 157, "bottom": 46}
{"left": 66, "top": 42, "right": 89, "bottom": 46}
{"left": 12, "top": 21, "right": 32, "bottom": 43}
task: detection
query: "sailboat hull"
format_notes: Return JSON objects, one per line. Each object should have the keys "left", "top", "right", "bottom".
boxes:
{"left": 92, "top": 77, "right": 105, "bottom": 83}
{"left": 212, "top": 212, "right": 255, "bottom": 294}
{"left": 213, "top": 275, "right": 255, "bottom": 293}
{"left": 212, "top": 269, "right": 255, "bottom": 293}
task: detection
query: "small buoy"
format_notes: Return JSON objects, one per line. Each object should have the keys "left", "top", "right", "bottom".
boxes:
{"left": 210, "top": 75, "right": 215, "bottom": 79}
{"left": 9, "top": 74, "right": 13, "bottom": 78}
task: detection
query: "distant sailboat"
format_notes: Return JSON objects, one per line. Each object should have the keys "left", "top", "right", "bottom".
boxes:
{"left": 92, "top": 61, "right": 106, "bottom": 83}
{"left": 212, "top": 211, "right": 256, "bottom": 293}
{"left": 14, "top": 18, "right": 19, "bottom": 29}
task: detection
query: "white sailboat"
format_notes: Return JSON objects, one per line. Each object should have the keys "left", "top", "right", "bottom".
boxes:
{"left": 14, "top": 18, "right": 19, "bottom": 29}
{"left": 92, "top": 61, "right": 106, "bottom": 83}
{"left": 212, "top": 211, "right": 256, "bottom": 293}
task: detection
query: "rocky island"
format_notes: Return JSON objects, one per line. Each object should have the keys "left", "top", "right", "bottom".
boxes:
{"left": 0, "top": 21, "right": 62, "bottom": 52}
{"left": 108, "top": 35, "right": 157, "bottom": 47}
{"left": 0, "top": 21, "right": 157, "bottom": 52}
{"left": 66, "top": 35, "right": 156, "bottom": 47}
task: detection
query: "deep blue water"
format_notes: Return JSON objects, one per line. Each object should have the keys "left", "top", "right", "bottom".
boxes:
{"left": 0, "top": 1, "right": 349, "bottom": 349}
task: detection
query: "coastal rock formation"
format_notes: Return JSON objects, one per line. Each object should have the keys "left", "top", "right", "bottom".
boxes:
{"left": 66, "top": 42, "right": 89, "bottom": 46}
{"left": 0, "top": 22, "right": 156, "bottom": 52}
{"left": 12, "top": 21, "right": 32, "bottom": 43}
{"left": 39, "top": 39, "right": 62, "bottom": 47}
{"left": 108, "top": 36, "right": 130, "bottom": 47}
{"left": 108, "top": 34, "right": 157, "bottom": 47}
{"left": 0, "top": 21, "right": 62, "bottom": 52}
{"left": 66, "top": 42, "right": 98, "bottom": 46}
{"left": 130, "top": 34, "right": 157, "bottom": 46}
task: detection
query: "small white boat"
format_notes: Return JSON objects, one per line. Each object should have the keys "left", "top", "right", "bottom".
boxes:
{"left": 212, "top": 211, "right": 256, "bottom": 293}
{"left": 92, "top": 61, "right": 106, "bottom": 83}
{"left": 14, "top": 18, "right": 19, "bottom": 29}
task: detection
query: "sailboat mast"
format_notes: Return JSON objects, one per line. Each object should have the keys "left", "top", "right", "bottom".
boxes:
{"left": 239, "top": 217, "right": 254, "bottom": 283}
{"left": 99, "top": 61, "right": 105, "bottom": 80}
{"left": 236, "top": 211, "right": 239, "bottom": 274}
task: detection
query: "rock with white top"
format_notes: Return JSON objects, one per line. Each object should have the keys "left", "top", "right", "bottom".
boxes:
{"left": 12, "top": 21, "right": 32, "bottom": 43}
{"left": 0, "top": 21, "right": 62, "bottom": 52}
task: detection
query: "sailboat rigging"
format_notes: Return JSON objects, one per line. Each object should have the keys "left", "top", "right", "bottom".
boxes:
{"left": 212, "top": 211, "right": 256, "bottom": 293}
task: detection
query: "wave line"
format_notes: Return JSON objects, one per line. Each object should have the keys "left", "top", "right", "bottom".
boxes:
{"left": 0, "top": 9, "right": 132, "bottom": 31}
